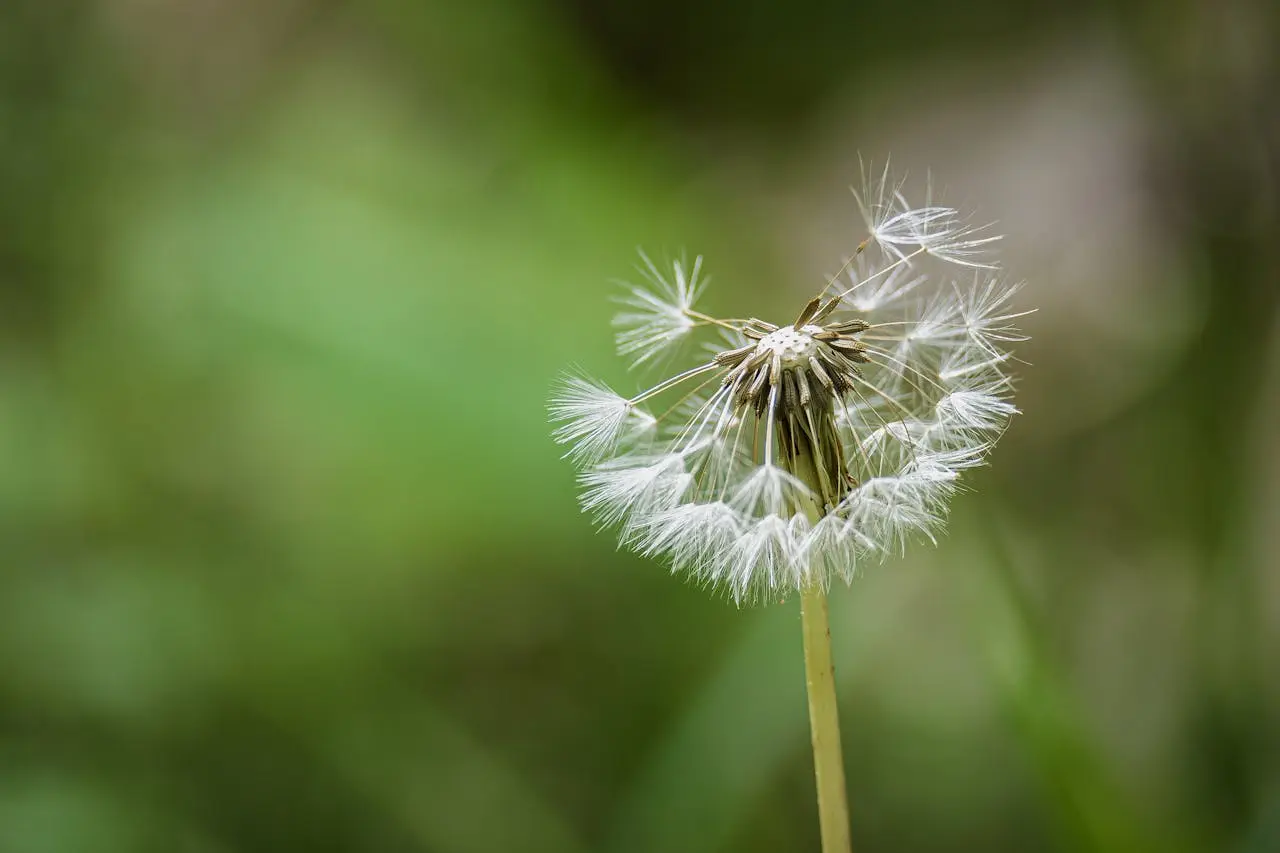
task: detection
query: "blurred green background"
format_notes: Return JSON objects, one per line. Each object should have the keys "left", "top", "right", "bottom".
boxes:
{"left": 1, "top": 1, "right": 1277, "bottom": 851}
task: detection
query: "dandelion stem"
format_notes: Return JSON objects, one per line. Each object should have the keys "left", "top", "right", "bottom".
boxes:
{"left": 787, "top": 443, "right": 853, "bottom": 853}
{"left": 801, "top": 583, "right": 853, "bottom": 853}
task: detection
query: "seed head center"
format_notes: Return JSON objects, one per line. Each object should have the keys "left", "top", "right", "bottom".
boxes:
{"left": 759, "top": 325, "right": 822, "bottom": 369}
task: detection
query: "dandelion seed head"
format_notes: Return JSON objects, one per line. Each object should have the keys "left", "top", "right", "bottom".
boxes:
{"left": 550, "top": 166, "right": 1028, "bottom": 603}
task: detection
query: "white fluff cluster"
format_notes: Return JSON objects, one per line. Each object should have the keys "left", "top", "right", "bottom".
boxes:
{"left": 612, "top": 252, "right": 705, "bottom": 368}
{"left": 551, "top": 171, "right": 1028, "bottom": 602}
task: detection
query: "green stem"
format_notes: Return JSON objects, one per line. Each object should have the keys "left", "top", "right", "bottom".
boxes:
{"left": 786, "top": 437, "right": 853, "bottom": 852}
{"left": 801, "top": 582, "right": 853, "bottom": 853}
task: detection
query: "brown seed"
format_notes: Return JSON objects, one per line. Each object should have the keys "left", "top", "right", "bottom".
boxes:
{"left": 827, "top": 319, "right": 871, "bottom": 334}
{"left": 793, "top": 297, "right": 822, "bottom": 330}
{"left": 714, "top": 343, "right": 755, "bottom": 366}
{"left": 809, "top": 356, "right": 833, "bottom": 390}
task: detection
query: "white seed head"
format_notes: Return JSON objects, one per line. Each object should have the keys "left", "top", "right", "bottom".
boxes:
{"left": 759, "top": 326, "right": 823, "bottom": 367}
{"left": 550, "top": 166, "right": 1028, "bottom": 603}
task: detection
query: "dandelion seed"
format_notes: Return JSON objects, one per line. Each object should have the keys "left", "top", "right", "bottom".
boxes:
{"left": 936, "top": 387, "right": 1019, "bottom": 434}
{"left": 579, "top": 454, "right": 691, "bottom": 531}
{"left": 548, "top": 375, "right": 654, "bottom": 464}
{"left": 612, "top": 252, "right": 706, "bottom": 369}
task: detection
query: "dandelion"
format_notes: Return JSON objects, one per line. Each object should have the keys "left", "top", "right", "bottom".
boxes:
{"left": 550, "top": 169, "right": 1029, "bottom": 853}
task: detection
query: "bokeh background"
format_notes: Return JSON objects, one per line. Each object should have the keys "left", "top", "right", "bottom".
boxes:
{"left": 1, "top": 1, "right": 1277, "bottom": 851}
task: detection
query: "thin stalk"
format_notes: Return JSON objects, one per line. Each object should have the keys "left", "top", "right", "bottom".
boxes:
{"left": 788, "top": 442, "right": 853, "bottom": 853}
{"left": 801, "top": 583, "right": 852, "bottom": 853}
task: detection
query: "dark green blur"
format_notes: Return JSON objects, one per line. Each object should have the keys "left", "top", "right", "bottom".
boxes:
{"left": 1, "top": 1, "right": 1276, "bottom": 851}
